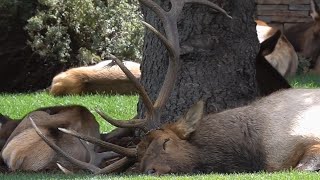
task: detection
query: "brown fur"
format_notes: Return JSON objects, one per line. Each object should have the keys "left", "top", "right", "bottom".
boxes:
{"left": 284, "top": 0, "right": 320, "bottom": 74}
{"left": 256, "top": 20, "right": 298, "bottom": 77}
{"left": 49, "top": 60, "right": 141, "bottom": 96}
{"left": 1, "top": 105, "right": 100, "bottom": 172}
{"left": 138, "top": 89, "right": 320, "bottom": 175}
{"left": 295, "top": 144, "right": 320, "bottom": 171}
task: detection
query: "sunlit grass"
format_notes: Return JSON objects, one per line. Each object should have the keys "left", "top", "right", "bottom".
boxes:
{"left": 1, "top": 170, "right": 320, "bottom": 180}
{"left": 289, "top": 74, "right": 320, "bottom": 88}
{"left": 0, "top": 92, "right": 138, "bottom": 132}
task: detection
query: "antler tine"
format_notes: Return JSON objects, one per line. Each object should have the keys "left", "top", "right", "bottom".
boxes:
{"left": 79, "top": 139, "right": 121, "bottom": 168}
{"left": 58, "top": 128, "right": 137, "bottom": 157}
{"left": 96, "top": 157, "right": 132, "bottom": 175}
{"left": 57, "top": 163, "right": 73, "bottom": 175}
{"left": 30, "top": 116, "right": 136, "bottom": 174}
{"left": 96, "top": 109, "right": 148, "bottom": 132}
{"left": 29, "top": 117, "right": 100, "bottom": 173}
{"left": 141, "top": 21, "right": 176, "bottom": 59}
{"left": 56, "top": 157, "right": 133, "bottom": 175}
{"left": 139, "top": 0, "right": 180, "bottom": 111}
{"left": 107, "top": 54, "right": 154, "bottom": 114}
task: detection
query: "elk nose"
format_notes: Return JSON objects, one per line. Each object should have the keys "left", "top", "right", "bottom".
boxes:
{"left": 146, "top": 168, "right": 156, "bottom": 175}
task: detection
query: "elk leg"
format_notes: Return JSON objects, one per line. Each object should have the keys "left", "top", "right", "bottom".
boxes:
{"left": 295, "top": 144, "right": 320, "bottom": 171}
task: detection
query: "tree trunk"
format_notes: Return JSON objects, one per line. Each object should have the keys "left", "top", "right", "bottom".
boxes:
{"left": 138, "top": 0, "right": 259, "bottom": 124}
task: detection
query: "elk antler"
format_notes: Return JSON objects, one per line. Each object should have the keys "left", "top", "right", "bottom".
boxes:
{"left": 99, "top": 0, "right": 232, "bottom": 131}
{"left": 31, "top": 0, "right": 231, "bottom": 175}
{"left": 30, "top": 117, "right": 135, "bottom": 174}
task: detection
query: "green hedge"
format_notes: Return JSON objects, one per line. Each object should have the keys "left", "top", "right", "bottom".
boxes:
{"left": 23, "top": 0, "right": 144, "bottom": 66}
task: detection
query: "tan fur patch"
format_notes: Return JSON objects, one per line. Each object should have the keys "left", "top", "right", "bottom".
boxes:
{"left": 2, "top": 128, "right": 55, "bottom": 171}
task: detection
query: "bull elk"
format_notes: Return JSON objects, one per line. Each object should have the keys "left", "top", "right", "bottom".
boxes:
{"left": 256, "top": 20, "right": 298, "bottom": 77}
{"left": 49, "top": 60, "right": 141, "bottom": 96}
{"left": 284, "top": 0, "right": 320, "bottom": 74}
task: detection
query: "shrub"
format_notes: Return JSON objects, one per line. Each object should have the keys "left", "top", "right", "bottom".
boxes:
{"left": 25, "top": 0, "right": 144, "bottom": 66}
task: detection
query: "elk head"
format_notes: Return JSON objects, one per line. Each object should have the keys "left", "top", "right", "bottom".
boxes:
{"left": 30, "top": 0, "right": 231, "bottom": 175}
{"left": 137, "top": 101, "right": 204, "bottom": 175}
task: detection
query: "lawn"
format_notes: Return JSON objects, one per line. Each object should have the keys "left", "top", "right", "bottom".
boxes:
{"left": 0, "top": 74, "right": 319, "bottom": 179}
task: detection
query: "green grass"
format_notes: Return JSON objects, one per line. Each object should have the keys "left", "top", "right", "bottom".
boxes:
{"left": 1, "top": 171, "right": 320, "bottom": 180}
{"left": 0, "top": 74, "right": 319, "bottom": 179}
{"left": 288, "top": 74, "right": 320, "bottom": 88}
{"left": 0, "top": 93, "right": 138, "bottom": 132}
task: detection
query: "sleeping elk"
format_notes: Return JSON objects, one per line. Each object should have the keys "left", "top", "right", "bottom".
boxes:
{"left": 49, "top": 60, "right": 140, "bottom": 96}
{"left": 284, "top": 0, "right": 320, "bottom": 74}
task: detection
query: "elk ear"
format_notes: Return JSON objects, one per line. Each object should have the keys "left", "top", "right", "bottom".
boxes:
{"left": 260, "top": 30, "right": 281, "bottom": 57}
{"left": 174, "top": 101, "right": 204, "bottom": 140}
{"left": 311, "top": 0, "right": 320, "bottom": 20}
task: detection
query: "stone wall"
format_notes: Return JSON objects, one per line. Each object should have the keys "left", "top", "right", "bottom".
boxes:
{"left": 256, "top": 0, "right": 320, "bottom": 31}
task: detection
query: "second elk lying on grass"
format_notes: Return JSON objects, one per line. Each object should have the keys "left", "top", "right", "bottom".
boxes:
{"left": 49, "top": 60, "right": 141, "bottom": 96}
{"left": 1, "top": 105, "right": 105, "bottom": 172}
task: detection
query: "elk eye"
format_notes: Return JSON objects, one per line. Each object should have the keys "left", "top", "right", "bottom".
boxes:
{"left": 163, "top": 138, "right": 170, "bottom": 150}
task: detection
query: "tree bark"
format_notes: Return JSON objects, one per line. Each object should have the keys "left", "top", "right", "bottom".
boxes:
{"left": 138, "top": 0, "right": 259, "bottom": 124}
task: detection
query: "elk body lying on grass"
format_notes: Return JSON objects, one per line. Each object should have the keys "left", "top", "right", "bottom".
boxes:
{"left": 0, "top": 105, "right": 108, "bottom": 172}
{"left": 31, "top": 90, "right": 320, "bottom": 175}
{"left": 49, "top": 60, "right": 140, "bottom": 96}
{"left": 284, "top": 0, "right": 320, "bottom": 74}
{"left": 137, "top": 89, "right": 320, "bottom": 174}
{"left": 256, "top": 20, "right": 298, "bottom": 77}
{"left": 0, "top": 106, "right": 97, "bottom": 150}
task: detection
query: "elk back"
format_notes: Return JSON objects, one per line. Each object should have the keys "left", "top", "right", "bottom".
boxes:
{"left": 49, "top": 60, "right": 141, "bottom": 96}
